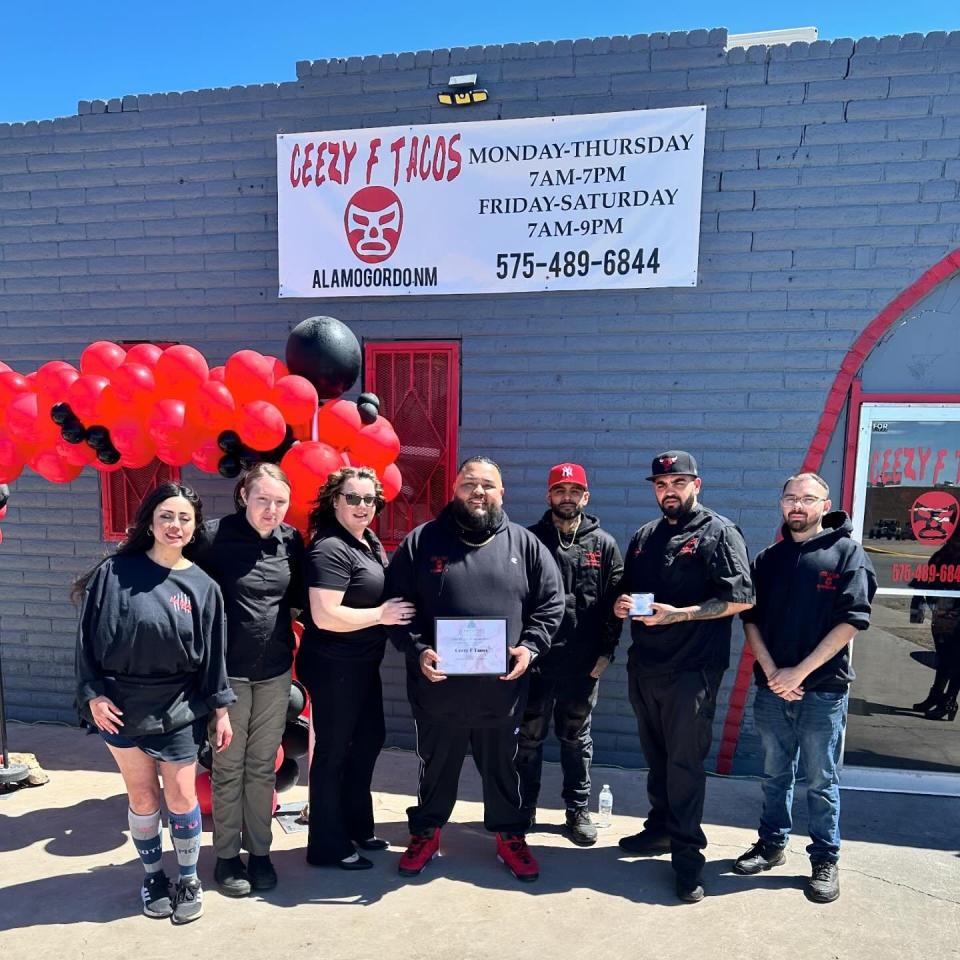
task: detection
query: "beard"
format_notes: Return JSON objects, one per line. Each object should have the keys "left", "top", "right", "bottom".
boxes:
{"left": 786, "top": 513, "right": 818, "bottom": 534}
{"left": 659, "top": 490, "right": 696, "bottom": 520}
{"left": 451, "top": 497, "right": 503, "bottom": 536}
{"left": 550, "top": 502, "right": 582, "bottom": 522}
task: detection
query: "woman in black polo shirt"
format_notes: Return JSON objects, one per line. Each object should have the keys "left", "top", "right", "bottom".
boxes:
{"left": 190, "top": 462, "right": 305, "bottom": 896}
{"left": 299, "top": 465, "right": 414, "bottom": 869}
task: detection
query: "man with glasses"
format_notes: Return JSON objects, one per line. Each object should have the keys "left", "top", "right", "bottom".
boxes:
{"left": 613, "top": 450, "right": 754, "bottom": 903}
{"left": 385, "top": 456, "right": 564, "bottom": 883}
{"left": 734, "top": 472, "right": 876, "bottom": 904}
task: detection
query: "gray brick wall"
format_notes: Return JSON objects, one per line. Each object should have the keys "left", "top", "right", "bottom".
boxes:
{"left": 3, "top": 27, "right": 960, "bottom": 773}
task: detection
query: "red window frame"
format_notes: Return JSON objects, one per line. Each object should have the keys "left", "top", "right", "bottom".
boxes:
{"left": 100, "top": 340, "right": 179, "bottom": 541}
{"left": 363, "top": 341, "right": 460, "bottom": 551}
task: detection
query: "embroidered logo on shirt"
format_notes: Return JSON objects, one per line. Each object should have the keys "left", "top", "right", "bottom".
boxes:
{"left": 429, "top": 556, "right": 447, "bottom": 574}
{"left": 584, "top": 550, "right": 601, "bottom": 568}
{"left": 817, "top": 571, "right": 840, "bottom": 591}
{"left": 169, "top": 592, "right": 193, "bottom": 613}
{"left": 510, "top": 557, "right": 519, "bottom": 565}
{"left": 679, "top": 537, "right": 699, "bottom": 556}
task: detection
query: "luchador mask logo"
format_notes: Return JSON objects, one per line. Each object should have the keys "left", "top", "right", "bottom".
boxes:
{"left": 344, "top": 186, "right": 403, "bottom": 263}
{"left": 910, "top": 491, "right": 959, "bottom": 543}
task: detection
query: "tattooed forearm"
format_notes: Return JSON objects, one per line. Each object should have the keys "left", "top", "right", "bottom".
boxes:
{"left": 658, "top": 599, "right": 731, "bottom": 625}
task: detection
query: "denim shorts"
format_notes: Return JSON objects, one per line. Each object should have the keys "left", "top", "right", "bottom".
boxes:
{"left": 100, "top": 717, "right": 205, "bottom": 764}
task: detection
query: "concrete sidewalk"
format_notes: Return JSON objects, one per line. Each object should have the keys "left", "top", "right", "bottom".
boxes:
{"left": 1, "top": 722, "right": 958, "bottom": 960}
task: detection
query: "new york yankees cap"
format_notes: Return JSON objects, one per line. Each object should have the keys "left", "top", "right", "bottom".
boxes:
{"left": 547, "top": 462, "right": 588, "bottom": 490}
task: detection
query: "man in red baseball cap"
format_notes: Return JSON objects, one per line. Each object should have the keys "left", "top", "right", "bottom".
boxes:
{"left": 518, "top": 463, "right": 623, "bottom": 846}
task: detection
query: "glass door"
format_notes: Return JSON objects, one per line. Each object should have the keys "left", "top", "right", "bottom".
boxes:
{"left": 846, "top": 404, "right": 960, "bottom": 791}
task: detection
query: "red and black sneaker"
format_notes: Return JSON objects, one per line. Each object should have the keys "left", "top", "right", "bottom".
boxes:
{"left": 398, "top": 829, "right": 441, "bottom": 877}
{"left": 496, "top": 833, "right": 539, "bottom": 882}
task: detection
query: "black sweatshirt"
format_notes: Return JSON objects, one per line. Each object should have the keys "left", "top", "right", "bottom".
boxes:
{"left": 76, "top": 552, "right": 235, "bottom": 735}
{"left": 741, "top": 512, "right": 877, "bottom": 691}
{"left": 618, "top": 505, "right": 754, "bottom": 675}
{"left": 190, "top": 512, "right": 305, "bottom": 681}
{"left": 385, "top": 504, "right": 564, "bottom": 726}
{"left": 528, "top": 511, "right": 624, "bottom": 677}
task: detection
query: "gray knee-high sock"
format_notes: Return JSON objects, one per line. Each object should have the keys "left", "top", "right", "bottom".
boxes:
{"left": 168, "top": 804, "right": 202, "bottom": 879}
{"left": 128, "top": 808, "right": 163, "bottom": 875}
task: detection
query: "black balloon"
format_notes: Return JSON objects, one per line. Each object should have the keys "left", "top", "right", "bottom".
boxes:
{"left": 238, "top": 447, "right": 259, "bottom": 471}
{"left": 85, "top": 425, "right": 111, "bottom": 451}
{"left": 50, "top": 402, "right": 73, "bottom": 426}
{"left": 218, "top": 429, "right": 241, "bottom": 454}
{"left": 61, "top": 418, "right": 86, "bottom": 444}
{"left": 281, "top": 719, "right": 309, "bottom": 760}
{"left": 275, "top": 757, "right": 300, "bottom": 793}
{"left": 286, "top": 316, "right": 360, "bottom": 400}
{"left": 357, "top": 392, "right": 380, "bottom": 410}
{"left": 287, "top": 679, "right": 307, "bottom": 720}
{"left": 357, "top": 401, "right": 378, "bottom": 425}
{"left": 97, "top": 447, "right": 121, "bottom": 465}
{"left": 218, "top": 454, "right": 242, "bottom": 478}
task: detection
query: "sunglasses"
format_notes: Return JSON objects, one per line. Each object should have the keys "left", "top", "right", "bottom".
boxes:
{"left": 338, "top": 492, "right": 379, "bottom": 507}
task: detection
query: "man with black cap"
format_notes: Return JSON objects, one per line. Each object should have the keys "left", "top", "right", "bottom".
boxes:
{"left": 518, "top": 463, "right": 623, "bottom": 845}
{"left": 614, "top": 451, "right": 754, "bottom": 903}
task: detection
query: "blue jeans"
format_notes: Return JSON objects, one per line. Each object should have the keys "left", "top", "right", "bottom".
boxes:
{"left": 752, "top": 685, "right": 848, "bottom": 863}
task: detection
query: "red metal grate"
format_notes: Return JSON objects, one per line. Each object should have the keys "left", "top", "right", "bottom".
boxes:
{"left": 100, "top": 460, "right": 181, "bottom": 541}
{"left": 364, "top": 341, "right": 459, "bottom": 550}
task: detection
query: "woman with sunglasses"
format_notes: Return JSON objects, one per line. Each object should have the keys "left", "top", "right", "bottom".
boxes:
{"left": 298, "top": 466, "right": 415, "bottom": 868}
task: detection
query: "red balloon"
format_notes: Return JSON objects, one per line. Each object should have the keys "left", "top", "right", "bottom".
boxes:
{"left": 316, "top": 398, "right": 362, "bottom": 451}
{"left": 0, "top": 361, "right": 11, "bottom": 375}
{"left": 0, "top": 436, "right": 29, "bottom": 469}
{"left": 67, "top": 375, "right": 110, "bottom": 422}
{"left": 270, "top": 357, "right": 290, "bottom": 381}
{"left": 5, "top": 393, "right": 42, "bottom": 443}
{"left": 284, "top": 501, "right": 310, "bottom": 537}
{"left": 0, "top": 463, "right": 22, "bottom": 485}
{"left": 154, "top": 344, "right": 209, "bottom": 400}
{"left": 92, "top": 459, "right": 125, "bottom": 473}
{"left": 380, "top": 463, "right": 403, "bottom": 502}
{"left": 112, "top": 418, "right": 156, "bottom": 469}
{"left": 148, "top": 398, "right": 192, "bottom": 448}
{"left": 349, "top": 416, "right": 401, "bottom": 472}
{"left": 81, "top": 341, "right": 126, "bottom": 377}
{"left": 208, "top": 365, "right": 226, "bottom": 383}
{"left": 196, "top": 769, "right": 213, "bottom": 816}
{"left": 281, "top": 441, "right": 341, "bottom": 505}
{"left": 123, "top": 343, "right": 163, "bottom": 369}
{"left": 272, "top": 375, "right": 318, "bottom": 426}
{"left": 274, "top": 745, "right": 285, "bottom": 772}
{"left": 93, "top": 385, "right": 126, "bottom": 429}
{"left": 29, "top": 448, "right": 83, "bottom": 484}
{"left": 225, "top": 350, "right": 275, "bottom": 406}
{"left": 191, "top": 438, "right": 223, "bottom": 474}
{"left": 155, "top": 440, "right": 196, "bottom": 467}
{"left": 195, "top": 380, "right": 237, "bottom": 433}
{"left": 35, "top": 361, "right": 80, "bottom": 407}
{"left": 110, "top": 363, "right": 156, "bottom": 410}
{"left": 0, "top": 371, "right": 29, "bottom": 410}
{"left": 56, "top": 437, "right": 99, "bottom": 468}
{"left": 237, "top": 400, "right": 286, "bottom": 451}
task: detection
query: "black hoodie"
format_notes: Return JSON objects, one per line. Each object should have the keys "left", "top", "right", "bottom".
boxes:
{"left": 528, "top": 511, "right": 624, "bottom": 677}
{"left": 385, "top": 503, "right": 564, "bottom": 726}
{"left": 741, "top": 511, "right": 877, "bottom": 691}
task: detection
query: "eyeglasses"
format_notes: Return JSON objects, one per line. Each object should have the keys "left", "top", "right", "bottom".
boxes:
{"left": 780, "top": 495, "right": 825, "bottom": 507}
{"left": 338, "top": 492, "right": 378, "bottom": 507}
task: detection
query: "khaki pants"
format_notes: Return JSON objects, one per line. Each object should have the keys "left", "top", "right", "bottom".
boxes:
{"left": 210, "top": 670, "right": 291, "bottom": 858}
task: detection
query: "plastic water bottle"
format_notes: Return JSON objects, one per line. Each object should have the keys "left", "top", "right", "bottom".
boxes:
{"left": 598, "top": 784, "right": 613, "bottom": 828}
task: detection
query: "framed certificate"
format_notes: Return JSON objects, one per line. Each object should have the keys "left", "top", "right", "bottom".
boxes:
{"left": 434, "top": 617, "right": 509, "bottom": 676}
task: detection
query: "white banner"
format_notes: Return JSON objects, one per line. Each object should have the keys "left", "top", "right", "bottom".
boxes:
{"left": 276, "top": 106, "right": 706, "bottom": 298}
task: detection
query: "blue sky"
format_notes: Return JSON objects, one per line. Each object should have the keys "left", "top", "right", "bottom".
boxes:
{"left": 1, "top": 2, "right": 958, "bottom": 124}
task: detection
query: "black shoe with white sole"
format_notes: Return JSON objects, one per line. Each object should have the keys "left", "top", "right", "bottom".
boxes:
{"left": 141, "top": 871, "right": 173, "bottom": 919}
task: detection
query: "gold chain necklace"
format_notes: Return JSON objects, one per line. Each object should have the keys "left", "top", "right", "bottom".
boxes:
{"left": 557, "top": 515, "right": 582, "bottom": 550}
{"left": 458, "top": 532, "right": 496, "bottom": 548}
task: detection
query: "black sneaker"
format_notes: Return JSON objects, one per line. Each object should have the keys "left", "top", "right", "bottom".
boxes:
{"left": 733, "top": 839, "right": 786, "bottom": 875}
{"left": 141, "top": 871, "right": 173, "bottom": 919}
{"left": 214, "top": 856, "right": 251, "bottom": 898}
{"left": 806, "top": 861, "right": 840, "bottom": 903}
{"left": 676, "top": 877, "right": 705, "bottom": 903}
{"left": 618, "top": 830, "right": 671, "bottom": 855}
{"left": 564, "top": 807, "right": 598, "bottom": 846}
{"left": 247, "top": 854, "right": 278, "bottom": 891}
{"left": 171, "top": 876, "right": 204, "bottom": 925}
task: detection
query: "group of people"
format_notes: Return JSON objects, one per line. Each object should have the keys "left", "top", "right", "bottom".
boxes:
{"left": 74, "top": 447, "right": 876, "bottom": 923}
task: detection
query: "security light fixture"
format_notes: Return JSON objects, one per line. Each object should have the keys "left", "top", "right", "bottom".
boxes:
{"left": 438, "top": 73, "right": 489, "bottom": 107}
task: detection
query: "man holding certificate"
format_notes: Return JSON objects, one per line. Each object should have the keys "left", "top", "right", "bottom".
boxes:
{"left": 385, "top": 456, "right": 564, "bottom": 883}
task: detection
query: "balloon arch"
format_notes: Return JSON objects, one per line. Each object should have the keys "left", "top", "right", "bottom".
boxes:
{"left": 0, "top": 316, "right": 402, "bottom": 541}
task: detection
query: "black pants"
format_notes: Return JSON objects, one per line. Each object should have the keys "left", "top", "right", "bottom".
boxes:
{"left": 303, "top": 659, "right": 385, "bottom": 863}
{"left": 407, "top": 718, "right": 527, "bottom": 836}
{"left": 517, "top": 671, "right": 598, "bottom": 818}
{"left": 627, "top": 666, "right": 723, "bottom": 882}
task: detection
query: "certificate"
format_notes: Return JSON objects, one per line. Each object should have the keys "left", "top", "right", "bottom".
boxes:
{"left": 434, "top": 617, "right": 508, "bottom": 676}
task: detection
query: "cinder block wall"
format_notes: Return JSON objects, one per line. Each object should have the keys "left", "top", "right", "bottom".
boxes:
{"left": 2, "top": 27, "right": 959, "bottom": 773}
